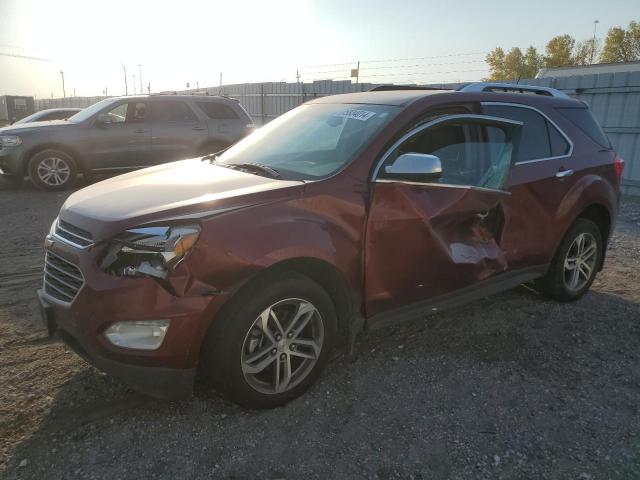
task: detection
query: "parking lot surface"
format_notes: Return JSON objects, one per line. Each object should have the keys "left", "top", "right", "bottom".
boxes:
{"left": 1, "top": 178, "right": 639, "bottom": 479}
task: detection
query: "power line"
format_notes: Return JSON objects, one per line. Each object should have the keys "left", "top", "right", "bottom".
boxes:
{"left": 0, "top": 51, "right": 54, "bottom": 62}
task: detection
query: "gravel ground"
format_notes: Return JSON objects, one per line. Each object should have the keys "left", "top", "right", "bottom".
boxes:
{"left": 0, "top": 178, "right": 639, "bottom": 480}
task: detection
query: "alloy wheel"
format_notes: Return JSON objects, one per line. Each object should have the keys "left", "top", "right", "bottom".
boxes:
{"left": 563, "top": 232, "right": 598, "bottom": 292}
{"left": 37, "top": 157, "right": 71, "bottom": 186}
{"left": 241, "top": 298, "right": 324, "bottom": 395}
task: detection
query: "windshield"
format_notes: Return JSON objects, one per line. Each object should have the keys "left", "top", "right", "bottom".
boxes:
{"left": 67, "top": 98, "right": 120, "bottom": 123}
{"left": 217, "top": 103, "right": 400, "bottom": 180}
{"left": 13, "top": 111, "right": 43, "bottom": 124}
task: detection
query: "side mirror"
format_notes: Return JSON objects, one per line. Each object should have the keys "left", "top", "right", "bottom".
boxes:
{"left": 384, "top": 153, "right": 442, "bottom": 182}
{"left": 95, "top": 113, "right": 111, "bottom": 127}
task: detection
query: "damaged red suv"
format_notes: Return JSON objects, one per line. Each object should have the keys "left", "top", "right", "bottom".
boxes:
{"left": 38, "top": 83, "right": 622, "bottom": 408}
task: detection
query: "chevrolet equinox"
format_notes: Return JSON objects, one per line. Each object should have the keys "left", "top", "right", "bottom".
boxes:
{"left": 38, "top": 83, "right": 623, "bottom": 408}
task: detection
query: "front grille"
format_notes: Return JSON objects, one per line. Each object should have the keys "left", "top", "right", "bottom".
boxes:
{"left": 43, "top": 251, "right": 84, "bottom": 303}
{"left": 55, "top": 219, "right": 93, "bottom": 247}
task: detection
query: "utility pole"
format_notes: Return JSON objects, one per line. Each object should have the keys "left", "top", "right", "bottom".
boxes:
{"left": 296, "top": 69, "right": 300, "bottom": 83}
{"left": 60, "top": 71, "right": 66, "bottom": 98}
{"left": 592, "top": 20, "right": 600, "bottom": 64}
{"left": 356, "top": 61, "right": 360, "bottom": 85}
{"left": 138, "top": 64, "right": 143, "bottom": 94}
{"left": 219, "top": 72, "right": 223, "bottom": 95}
{"left": 133, "top": 74, "right": 137, "bottom": 94}
{"left": 147, "top": 82, "right": 150, "bottom": 94}
{"left": 121, "top": 62, "right": 128, "bottom": 95}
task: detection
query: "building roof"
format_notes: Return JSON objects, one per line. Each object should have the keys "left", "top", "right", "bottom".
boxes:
{"left": 537, "top": 61, "right": 640, "bottom": 78}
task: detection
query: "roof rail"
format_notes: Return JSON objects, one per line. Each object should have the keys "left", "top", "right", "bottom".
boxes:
{"left": 458, "top": 82, "right": 571, "bottom": 99}
{"left": 369, "top": 85, "right": 452, "bottom": 92}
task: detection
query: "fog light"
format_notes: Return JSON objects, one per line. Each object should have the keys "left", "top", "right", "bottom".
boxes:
{"left": 104, "top": 320, "right": 170, "bottom": 350}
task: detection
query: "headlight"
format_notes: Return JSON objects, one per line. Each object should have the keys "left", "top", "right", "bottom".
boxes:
{"left": 100, "top": 225, "right": 200, "bottom": 279}
{"left": 0, "top": 135, "right": 22, "bottom": 147}
{"left": 104, "top": 319, "right": 170, "bottom": 350}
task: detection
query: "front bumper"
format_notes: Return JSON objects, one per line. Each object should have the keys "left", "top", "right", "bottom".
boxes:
{"left": 0, "top": 147, "right": 25, "bottom": 176}
{"left": 39, "top": 238, "right": 229, "bottom": 399}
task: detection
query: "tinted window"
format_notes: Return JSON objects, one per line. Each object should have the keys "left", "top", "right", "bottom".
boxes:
{"left": 548, "top": 124, "right": 570, "bottom": 156}
{"left": 556, "top": 107, "right": 611, "bottom": 148}
{"left": 484, "top": 105, "right": 552, "bottom": 161}
{"left": 151, "top": 101, "right": 197, "bottom": 122}
{"left": 197, "top": 102, "right": 240, "bottom": 120}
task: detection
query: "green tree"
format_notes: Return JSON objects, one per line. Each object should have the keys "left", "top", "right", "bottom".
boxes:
{"left": 573, "top": 38, "right": 600, "bottom": 65}
{"left": 544, "top": 35, "right": 575, "bottom": 67}
{"left": 485, "top": 46, "right": 542, "bottom": 80}
{"left": 601, "top": 21, "right": 640, "bottom": 62}
{"left": 523, "top": 46, "right": 544, "bottom": 77}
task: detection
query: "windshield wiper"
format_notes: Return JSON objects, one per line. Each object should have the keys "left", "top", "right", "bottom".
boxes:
{"left": 222, "top": 162, "right": 282, "bottom": 179}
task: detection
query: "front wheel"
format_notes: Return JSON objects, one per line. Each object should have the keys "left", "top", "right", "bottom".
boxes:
{"left": 535, "top": 218, "right": 603, "bottom": 302}
{"left": 28, "top": 149, "right": 78, "bottom": 191}
{"left": 204, "top": 272, "right": 336, "bottom": 409}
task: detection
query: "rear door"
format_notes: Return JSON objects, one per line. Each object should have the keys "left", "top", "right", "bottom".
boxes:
{"left": 88, "top": 101, "right": 151, "bottom": 170}
{"left": 148, "top": 100, "right": 208, "bottom": 164}
{"left": 365, "top": 114, "right": 522, "bottom": 319}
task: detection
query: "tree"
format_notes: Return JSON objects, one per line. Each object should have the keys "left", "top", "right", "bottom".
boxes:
{"left": 523, "top": 46, "right": 544, "bottom": 77}
{"left": 545, "top": 35, "right": 575, "bottom": 67}
{"left": 573, "top": 38, "right": 600, "bottom": 65}
{"left": 485, "top": 46, "right": 542, "bottom": 81}
{"left": 601, "top": 21, "right": 640, "bottom": 62}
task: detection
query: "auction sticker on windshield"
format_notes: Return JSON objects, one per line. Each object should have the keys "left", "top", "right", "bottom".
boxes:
{"left": 334, "top": 109, "right": 376, "bottom": 121}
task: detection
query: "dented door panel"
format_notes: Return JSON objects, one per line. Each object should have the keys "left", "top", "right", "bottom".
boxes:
{"left": 365, "top": 182, "right": 511, "bottom": 317}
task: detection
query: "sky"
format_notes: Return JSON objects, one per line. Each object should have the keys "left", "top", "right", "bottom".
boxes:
{"left": 0, "top": 0, "right": 638, "bottom": 98}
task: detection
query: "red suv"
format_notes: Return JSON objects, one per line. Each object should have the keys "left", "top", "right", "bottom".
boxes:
{"left": 38, "top": 83, "right": 623, "bottom": 408}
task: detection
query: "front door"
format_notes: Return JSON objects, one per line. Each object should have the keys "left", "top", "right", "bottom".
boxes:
{"left": 88, "top": 101, "right": 151, "bottom": 170}
{"left": 365, "top": 114, "right": 522, "bottom": 319}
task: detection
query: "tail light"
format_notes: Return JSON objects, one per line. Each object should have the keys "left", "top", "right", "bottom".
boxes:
{"left": 614, "top": 155, "right": 624, "bottom": 185}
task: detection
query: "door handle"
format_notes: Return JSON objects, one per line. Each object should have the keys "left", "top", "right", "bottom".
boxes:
{"left": 134, "top": 129, "right": 147, "bottom": 134}
{"left": 556, "top": 168, "right": 574, "bottom": 179}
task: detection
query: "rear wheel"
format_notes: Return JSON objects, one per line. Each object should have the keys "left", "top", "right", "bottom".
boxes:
{"left": 204, "top": 272, "right": 336, "bottom": 409}
{"left": 536, "top": 218, "right": 602, "bottom": 302}
{"left": 28, "top": 149, "right": 77, "bottom": 191}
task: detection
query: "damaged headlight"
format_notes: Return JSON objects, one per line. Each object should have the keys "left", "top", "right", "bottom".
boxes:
{"left": 100, "top": 225, "right": 200, "bottom": 279}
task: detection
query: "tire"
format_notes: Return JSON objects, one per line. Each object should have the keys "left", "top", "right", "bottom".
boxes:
{"left": 535, "top": 218, "right": 603, "bottom": 302}
{"left": 204, "top": 271, "right": 337, "bottom": 409}
{"left": 28, "top": 149, "right": 78, "bottom": 191}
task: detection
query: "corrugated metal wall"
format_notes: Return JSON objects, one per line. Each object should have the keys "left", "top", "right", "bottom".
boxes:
{"left": 35, "top": 73, "right": 640, "bottom": 196}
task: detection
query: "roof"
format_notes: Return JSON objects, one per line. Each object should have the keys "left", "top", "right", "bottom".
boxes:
{"left": 537, "top": 60, "right": 640, "bottom": 78}
{"left": 309, "top": 90, "right": 451, "bottom": 106}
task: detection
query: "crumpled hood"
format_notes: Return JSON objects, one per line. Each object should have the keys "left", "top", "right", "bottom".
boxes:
{"left": 0, "top": 119, "right": 72, "bottom": 134}
{"left": 60, "top": 158, "right": 303, "bottom": 240}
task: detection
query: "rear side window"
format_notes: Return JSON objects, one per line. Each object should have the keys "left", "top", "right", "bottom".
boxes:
{"left": 197, "top": 102, "right": 240, "bottom": 120}
{"left": 151, "top": 101, "right": 197, "bottom": 122}
{"left": 483, "top": 104, "right": 570, "bottom": 161}
{"left": 556, "top": 107, "right": 611, "bottom": 148}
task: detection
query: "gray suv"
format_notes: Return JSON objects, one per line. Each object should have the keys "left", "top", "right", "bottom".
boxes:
{"left": 0, "top": 95, "right": 254, "bottom": 190}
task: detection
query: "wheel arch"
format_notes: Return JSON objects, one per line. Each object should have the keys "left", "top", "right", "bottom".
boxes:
{"left": 204, "top": 256, "right": 361, "bottom": 355}
{"left": 24, "top": 143, "right": 84, "bottom": 175}
{"left": 576, "top": 203, "right": 612, "bottom": 270}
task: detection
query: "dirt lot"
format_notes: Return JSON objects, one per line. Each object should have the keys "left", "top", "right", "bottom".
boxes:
{"left": 0, "top": 178, "right": 639, "bottom": 480}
